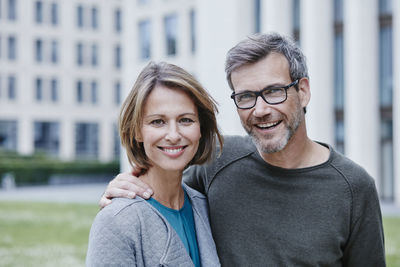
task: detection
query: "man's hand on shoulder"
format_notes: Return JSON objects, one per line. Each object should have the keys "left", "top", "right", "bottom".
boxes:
{"left": 98, "top": 171, "right": 154, "bottom": 209}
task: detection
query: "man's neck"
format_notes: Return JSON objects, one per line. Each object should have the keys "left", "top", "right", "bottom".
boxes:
{"left": 258, "top": 126, "right": 330, "bottom": 169}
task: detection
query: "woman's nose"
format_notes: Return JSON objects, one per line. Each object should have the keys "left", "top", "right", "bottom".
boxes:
{"left": 165, "top": 123, "right": 181, "bottom": 143}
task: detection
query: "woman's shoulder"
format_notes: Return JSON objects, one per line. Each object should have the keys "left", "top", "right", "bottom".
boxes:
{"left": 94, "top": 198, "right": 151, "bottom": 228}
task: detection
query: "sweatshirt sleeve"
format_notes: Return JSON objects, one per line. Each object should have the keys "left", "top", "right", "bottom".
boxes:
{"left": 86, "top": 205, "right": 138, "bottom": 267}
{"left": 342, "top": 174, "right": 386, "bottom": 266}
{"left": 183, "top": 165, "right": 208, "bottom": 195}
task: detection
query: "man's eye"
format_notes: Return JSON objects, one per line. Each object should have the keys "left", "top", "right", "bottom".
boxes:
{"left": 263, "top": 88, "right": 284, "bottom": 96}
{"left": 237, "top": 93, "right": 254, "bottom": 102}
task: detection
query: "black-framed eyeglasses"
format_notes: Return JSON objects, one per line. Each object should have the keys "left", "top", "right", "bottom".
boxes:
{"left": 230, "top": 79, "right": 299, "bottom": 109}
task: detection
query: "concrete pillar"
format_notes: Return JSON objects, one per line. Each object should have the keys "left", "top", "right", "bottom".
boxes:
{"left": 196, "top": 0, "right": 251, "bottom": 136}
{"left": 60, "top": 119, "right": 74, "bottom": 161}
{"left": 99, "top": 120, "right": 113, "bottom": 162}
{"left": 262, "top": 0, "right": 293, "bottom": 35}
{"left": 393, "top": 0, "right": 400, "bottom": 206}
{"left": 19, "top": 117, "right": 33, "bottom": 155}
{"left": 344, "top": 0, "right": 380, "bottom": 182}
{"left": 301, "top": 0, "right": 335, "bottom": 145}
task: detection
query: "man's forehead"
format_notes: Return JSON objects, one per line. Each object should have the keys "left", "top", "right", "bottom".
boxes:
{"left": 231, "top": 55, "right": 291, "bottom": 90}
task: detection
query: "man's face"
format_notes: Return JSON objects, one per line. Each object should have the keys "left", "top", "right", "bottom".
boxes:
{"left": 230, "top": 53, "right": 309, "bottom": 154}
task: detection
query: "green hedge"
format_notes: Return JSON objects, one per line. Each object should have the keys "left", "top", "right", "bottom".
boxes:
{"left": 0, "top": 150, "right": 119, "bottom": 186}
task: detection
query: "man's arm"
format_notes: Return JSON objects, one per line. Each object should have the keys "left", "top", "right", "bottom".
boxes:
{"left": 98, "top": 171, "right": 154, "bottom": 208}
{"left": 183, "top": 165, "right": 208, "bottom": 194}
{"left": 99, "top": 165, "right": 208, "bottom": 209}
{"left": 342, "top": 178, "right": 386, "bottom": 266}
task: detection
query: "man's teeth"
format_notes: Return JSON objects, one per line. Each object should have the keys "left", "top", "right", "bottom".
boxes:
{"left": 257, "top": 121, "right": 279, "bottom": 128}
{"left": 163, "top": 147, "right": 183, "bottom": 153}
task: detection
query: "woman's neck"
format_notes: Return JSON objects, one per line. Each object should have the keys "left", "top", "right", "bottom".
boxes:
{"left": 140, "top": 167, "right": 184, "bottom": 210}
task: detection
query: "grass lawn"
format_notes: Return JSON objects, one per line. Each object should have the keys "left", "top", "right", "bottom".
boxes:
{"left": 0, "top": 201, "right": 399, "bottom": 266}
{"left": 0, "top": 201, "right": 98, "bottom": 267}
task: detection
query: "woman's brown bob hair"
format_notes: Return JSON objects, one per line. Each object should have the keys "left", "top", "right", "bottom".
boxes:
{"left": 119, "top": 61, "right": 223, "bottom": 171}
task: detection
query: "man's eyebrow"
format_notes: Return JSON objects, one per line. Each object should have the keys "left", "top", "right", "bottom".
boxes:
{"left": 236, "top": 83, "right": 287, "bottom": 93}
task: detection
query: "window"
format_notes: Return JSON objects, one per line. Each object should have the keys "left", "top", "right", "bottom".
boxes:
{"left": 379, "top": 0, "right": 392, "bottom": 15}
{"left": 164, "top": 14, "right": 177, "bottom": 56}
{"left": 190, "top": 10, "right": 196, "bottom": 53}
{"left": 254, "top": 0, "right": 261, "bottom": 33}
{"left": 0, "top": 120, "right": 17, "bottom": 151}
{"left": 76, "top": 42, "right": 83, "bottom": 66}
{"left": 115, "top": 44, "right": 121, "bottom": 69}
{"left": 8, "top": 75, "right": 16, "bottom": 99}
{"left": 113, "top": 124, "right": 120, "bottom": 159}
{"left": 76, "top": 80, "right": 83, "bottom": 103}
{"left": 8, "top": 0, "right": 16, "bottom": 21}
{"left": 51, "top": 40, "right": 58, "bottom": 63}
{"left": 138, "top": 20, "right": 151, "bottom": 59}
{"left": 35, "top": 77, "right": 42, "bottom": 101}
{"left": 334, "top": 0, "right": 343, "bottom": 23}
{"left": 35, "top": 39, "right": 43, "bottom": 62}
{"left": 35, "top": 1, "right": 43, "bottom": 23}
{"left": 114, "top": 8, "right": 121, "bottom": 33}
{"left": 75, "top": 122, "right": 99, "bottom": 159}
{"left": 380, "top": 120, "right": 394, "bottom": 200}
{"left": 91, "top": 44, "right": 98, "bottom": 66}
{"left": 379, "top": 26, "right": 392, "bottom": 107}
{"left": 91, "top": 80, "right": 97, "bottom": 104}
{"left": 50, "top": 2, "right": 58, "bottom": 25}
{"left": 50, "top": 78, "right": 58, "bottom": 102}
{"left": 292, "top": 0, "right": 300, "bottom": 43}
{"left": 114, "top": 81, "right": 121, "bottom": 105}
{"left": 334, "top": 0, "right": 344, "bottom": 154}
{"left": 379, "top": 0, "right": 393, "bottom": 201}
{"left": 77, "top": 5, "right": 83, "bottom": 28}
{"left": 8, "top": 36, "right": 16, "bottom": 60}
{"left": 34, "top": 121, "right": 60, "bottom": 156}
{"left": 91, "top": 6, "right": 98, "bottom": 29}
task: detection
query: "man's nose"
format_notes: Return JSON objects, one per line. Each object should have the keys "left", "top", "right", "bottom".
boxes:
{"left": 253, "top": 96, "right": 272, "bottom": 117}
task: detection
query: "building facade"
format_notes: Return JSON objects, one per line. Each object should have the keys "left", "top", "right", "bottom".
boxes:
{"left": 0, "top": 0, "right": 122, "bottom": 162}
{"left": 0, "top": 0, "right": 399, "bottom": 205}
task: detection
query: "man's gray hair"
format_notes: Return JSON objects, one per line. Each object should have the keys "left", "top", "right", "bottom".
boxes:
{"left": 225, "top": 32, "right": 309, "bottom": 91}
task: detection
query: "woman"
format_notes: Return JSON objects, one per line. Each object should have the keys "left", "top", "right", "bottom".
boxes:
{"left": 86, "top": 62, "right": 222, "bottom": 266}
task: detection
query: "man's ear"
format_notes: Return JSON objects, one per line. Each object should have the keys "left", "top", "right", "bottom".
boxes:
{"left": 298, "top": 77, "right": 311, "bottom": 108}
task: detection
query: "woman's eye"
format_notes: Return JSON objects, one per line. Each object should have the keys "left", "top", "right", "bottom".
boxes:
{"left": 180, "top": 118, "right": 194, "bottom": 124}
{"left": 150, "top": 119, "right": 164, "bottom": 126}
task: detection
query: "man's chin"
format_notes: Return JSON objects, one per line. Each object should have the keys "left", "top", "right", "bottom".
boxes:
{"left": 249, "top": 132, "right": 289, "bottom": 154}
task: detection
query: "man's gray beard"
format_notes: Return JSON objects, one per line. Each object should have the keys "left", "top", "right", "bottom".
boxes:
{"left": 244, "top": 108, "right": 302, "bottom": 154}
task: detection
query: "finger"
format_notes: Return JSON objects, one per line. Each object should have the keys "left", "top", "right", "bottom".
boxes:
{"left": 104, "top": 187, "right": 136, "bottom": 199}
{"left": 112, "top": 173, "right": 154, "bottom": 196}
{"left": 98, "top": 196, "right": 112, "bottom": 209}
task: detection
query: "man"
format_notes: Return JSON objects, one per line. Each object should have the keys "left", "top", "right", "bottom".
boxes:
{"left": 100, "top": 33, "right": 385, "bottom": 266}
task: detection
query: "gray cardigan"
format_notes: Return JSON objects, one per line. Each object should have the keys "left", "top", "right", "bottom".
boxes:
{"left": 86, "top": 184, "right": 220, "bottom": 267}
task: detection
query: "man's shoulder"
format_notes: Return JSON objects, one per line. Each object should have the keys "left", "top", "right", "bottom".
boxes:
{"left": 219, "top": 135, "right": 256, "bottom": 160}
{"left": 328, "top": 148, "right": 376, "bottom": 191}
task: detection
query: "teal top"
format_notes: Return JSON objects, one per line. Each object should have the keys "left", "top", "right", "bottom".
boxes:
{"left": 147, "top": 189, "right": 201, "bottom": 267}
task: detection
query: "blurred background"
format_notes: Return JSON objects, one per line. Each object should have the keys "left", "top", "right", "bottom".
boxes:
{"left": 0, "top": 0, "right": 399, "bottom": 205}
{"left": 0, "top": 0, "right": 399, "bottom": 265}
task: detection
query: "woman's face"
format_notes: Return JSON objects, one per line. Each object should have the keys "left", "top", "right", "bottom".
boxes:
{"left": 139, "top": 85, "right": 201, "bottom": 173}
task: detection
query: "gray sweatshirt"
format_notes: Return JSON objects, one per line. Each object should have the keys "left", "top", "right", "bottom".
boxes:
{"left": 86, "top": 184, "right": 220, "bottom": 266}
